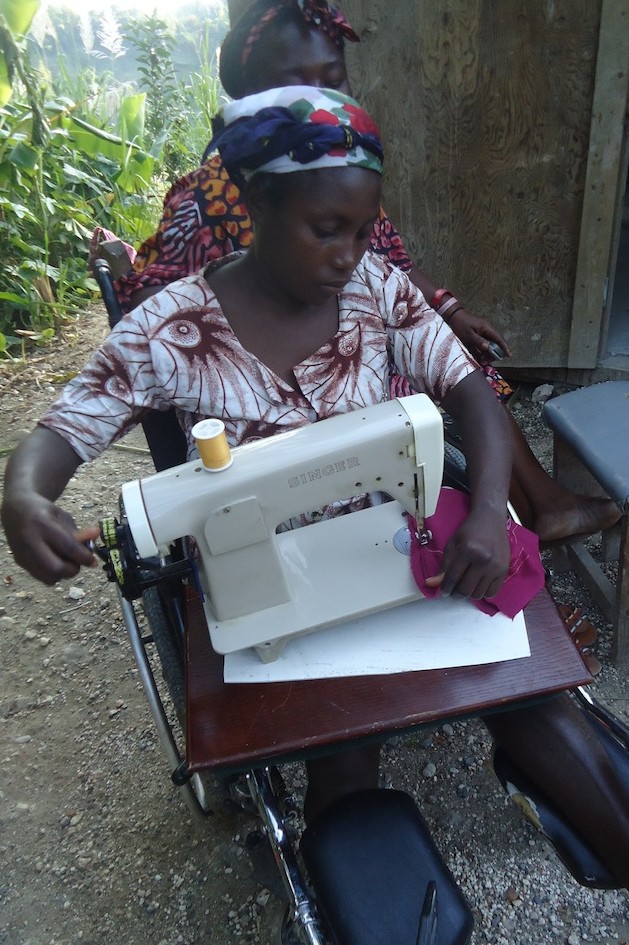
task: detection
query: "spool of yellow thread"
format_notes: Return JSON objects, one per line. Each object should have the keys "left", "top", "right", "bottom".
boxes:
{"left": 192, "top": 419, "right": 233, "bottom": 472}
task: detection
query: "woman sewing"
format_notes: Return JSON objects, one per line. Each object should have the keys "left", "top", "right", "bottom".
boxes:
{"left": 3, "top": 87, "right": 629, "bottom": 887}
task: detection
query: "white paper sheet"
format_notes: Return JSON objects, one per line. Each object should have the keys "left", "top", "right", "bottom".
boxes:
{"left": 223, "top": 596, "right": 530, "bottom": 683}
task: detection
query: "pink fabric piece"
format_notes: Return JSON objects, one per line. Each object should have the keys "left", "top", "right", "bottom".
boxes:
{"left": 409, "top": 487, "right": 545, "bottom": 618}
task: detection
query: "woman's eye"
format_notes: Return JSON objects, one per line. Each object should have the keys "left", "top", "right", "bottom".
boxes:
{"left": 313, "top": 226, "right": 336, "bottom": 239}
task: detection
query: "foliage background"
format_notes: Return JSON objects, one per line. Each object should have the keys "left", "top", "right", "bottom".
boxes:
{"left": 0, "top": 0, "right": 228, "bottom": 357}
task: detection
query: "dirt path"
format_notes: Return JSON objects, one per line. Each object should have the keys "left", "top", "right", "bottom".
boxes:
{"left": 1, "top": 309, "right": 628, "bottom": 945}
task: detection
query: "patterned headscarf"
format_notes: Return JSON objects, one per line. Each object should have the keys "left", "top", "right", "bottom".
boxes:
{"left": 241, "top": 0, "right": 359, "bottom": 66}
{"left": 207, "top": 86, "right": 383, "bottom": 186}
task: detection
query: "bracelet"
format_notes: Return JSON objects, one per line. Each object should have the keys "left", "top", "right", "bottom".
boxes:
{"left": 430, "top": 287, "right": 452, "bottom": 309}
{"left": 436, "top": 296, "right": 461, "bottom": 323}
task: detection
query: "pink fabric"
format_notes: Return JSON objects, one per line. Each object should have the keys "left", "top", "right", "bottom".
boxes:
{"left": 409, "top": 487, "right": 545, "bottom": 618}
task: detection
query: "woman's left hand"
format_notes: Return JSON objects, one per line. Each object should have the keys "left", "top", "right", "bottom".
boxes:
{"left": 425, "top": 508, "right": 510, "bottom": 601}
{"left": 447, "top": 308, "right": 512, "bottom": 361}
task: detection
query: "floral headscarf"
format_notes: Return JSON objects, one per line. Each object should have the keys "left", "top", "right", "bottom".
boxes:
{"left": 208, "top": 86, "right": 383, "bottom": 186}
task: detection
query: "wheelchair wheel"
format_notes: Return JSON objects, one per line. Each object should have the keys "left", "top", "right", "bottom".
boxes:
{"left": 135, "top": 585, "right": 224, "bottom": 817}
{"left": 141, "top": 585, "right": 185, "bottom": 724}
{"left": 443, "top": 440, "right": 469, "bottom": 493}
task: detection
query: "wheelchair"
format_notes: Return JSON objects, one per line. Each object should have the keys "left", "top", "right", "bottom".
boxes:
{"left": 90, "top": 253, "right": 629, "bottom": 945}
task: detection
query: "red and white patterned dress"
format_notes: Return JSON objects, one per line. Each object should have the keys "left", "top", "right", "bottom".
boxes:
{"left": 42, "top": 251, "right": 477, "bottom": 465}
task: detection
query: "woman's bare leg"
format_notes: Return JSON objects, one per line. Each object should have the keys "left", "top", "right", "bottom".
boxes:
{"left": 507, "top": 412, "right": 620, "bottom": 542}
{"left": 304, "top": 744, "right": 381, "bottom": 824}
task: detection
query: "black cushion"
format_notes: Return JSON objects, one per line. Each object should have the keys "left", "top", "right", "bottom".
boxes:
{"left": 300, "top": 789, "right": 473, "bottom": 945}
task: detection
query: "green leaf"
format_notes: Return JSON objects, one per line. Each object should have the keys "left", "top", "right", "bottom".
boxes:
{"left": 8, "top": 140, "right": 38, "bottom": 170}
{"left": 0, "top": 53, "right": 11, "bottom": 108}
{"left": 44, "top": 96, "right": 75, "bottom": 113}
{"left": 40, "top": 194, "right": 56, "bottom": 215}
{"left": 0, "top": 290, "right": 28, "bottom": 305}
{"left": 114, "top": 152, "right": 154, "bottom": 194}
{"left": 21, "top": 260, "right": 60, "bottom": 279}
{"left": 8, "top": 233, "right": 41, "bottom": 253}
{"left": 0, "top": 0, "right": 41, "bottom": 37}
{"left": 149, "top": 126, "right": 169, "bottom": 161}
{"left": 35, "top": 327, "right": 55, "bottom": 345}
{"left": 65, "top": 114, "right": 134, "bottom": 151}
{"left": 63, "top": 217, "right": 92, "bottom": 240}
{"left": 62, "top": 162, "right": 103, "bottom": 186}
{"left": 61, "top": 115, "right": 152, "bottom": 178}
{"left": 0, "top": 198, "right": 37, "bottom": 222}
{"left": 119, "top": 93, "right": 145, "bottom": 147}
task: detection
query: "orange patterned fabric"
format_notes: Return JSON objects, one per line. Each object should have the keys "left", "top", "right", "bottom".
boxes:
{"left": 115, "top": 156, "right": 254, "bottom": 311}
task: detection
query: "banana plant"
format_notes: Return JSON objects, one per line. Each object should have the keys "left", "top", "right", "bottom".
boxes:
{"left": 0, "top": 0, "right": 41, "bottom": 107}
{"left": 59, "top": 95, "right": 156, "bottom": 194}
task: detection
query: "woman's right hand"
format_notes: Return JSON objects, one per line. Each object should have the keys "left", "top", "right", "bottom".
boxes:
{"left": 447, "top": 307, "right": 512, "bottom": 361}
{"left": 2, "top": 491, "right": 98, "bottom": 585}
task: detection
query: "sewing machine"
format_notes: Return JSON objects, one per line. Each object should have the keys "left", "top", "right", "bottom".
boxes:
{"left": 119, "top": 395, "right": 444, "bottom": 661}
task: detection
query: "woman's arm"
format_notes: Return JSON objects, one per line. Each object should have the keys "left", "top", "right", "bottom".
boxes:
{"left": 1, "top": 428, "right": 98, "bottom": 584}
{"left": 436, "top": 370, "right": 513, "bottom": 599}
{"left": 406, "top": 265, "right": 512, "bottom": 360}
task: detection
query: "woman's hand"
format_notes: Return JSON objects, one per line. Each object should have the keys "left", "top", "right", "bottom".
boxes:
{"left": 447, "top": 308, "right": 512, "bottom": 361}
{"left": 2, "top": 491, "right": 98, "bottom": 585}
{"left": 425, "top": 507, "right": 510, "bottom": 601}
{"left": 1, "top": 427, "right": 93, "bottom": 585}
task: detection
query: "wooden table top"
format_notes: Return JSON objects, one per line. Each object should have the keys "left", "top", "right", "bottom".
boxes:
{"left": 185, "top": 587, "right": 592, "bottom": 774}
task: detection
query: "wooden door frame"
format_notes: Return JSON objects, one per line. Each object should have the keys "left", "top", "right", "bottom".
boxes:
{"left": 569, "top": 0, "right": 629, "bottom": 369}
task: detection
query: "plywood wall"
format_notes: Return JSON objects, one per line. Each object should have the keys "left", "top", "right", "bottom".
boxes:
{"left": 341, "top": 1, "right": 603, "bottom": 367}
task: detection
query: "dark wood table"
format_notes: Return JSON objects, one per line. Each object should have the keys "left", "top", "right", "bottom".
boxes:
{"left": 185, "top": 588, "right": 592, "bottom": 774}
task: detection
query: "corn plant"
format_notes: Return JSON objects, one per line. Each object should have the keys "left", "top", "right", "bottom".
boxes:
{"left": 0, "top": 1, "right": 224, "bottom": 358}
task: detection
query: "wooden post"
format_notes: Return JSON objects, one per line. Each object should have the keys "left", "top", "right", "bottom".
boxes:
{"left": 569, "top": 0, "right": 629, "bottom": 369}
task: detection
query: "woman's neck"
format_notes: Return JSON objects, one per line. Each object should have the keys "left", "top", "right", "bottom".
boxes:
{"left": 229, "top": 251, "right": 322, "bottom": 319}
{"left": 206, "top": 253, "right": 340, "bottom": 388}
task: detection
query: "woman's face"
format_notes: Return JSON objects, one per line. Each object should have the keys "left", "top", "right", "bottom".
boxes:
{"left": 246, "top": 22, "right": 351, "bottom": 95}
{"left": 250, "top": 166, "right": 381, "bottom": 307}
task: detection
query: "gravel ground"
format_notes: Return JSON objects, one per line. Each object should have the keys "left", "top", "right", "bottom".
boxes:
{"left": 1, "top": 308, "right": 628, "bottom": 945}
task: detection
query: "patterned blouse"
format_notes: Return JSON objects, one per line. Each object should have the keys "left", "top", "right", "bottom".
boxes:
{"left": 42, "top": 251, "right": 477, "bottom": 465}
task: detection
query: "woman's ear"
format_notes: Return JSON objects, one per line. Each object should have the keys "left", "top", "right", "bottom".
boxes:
{"left": 244, "top": 176, "right": 270, "bottom": 225}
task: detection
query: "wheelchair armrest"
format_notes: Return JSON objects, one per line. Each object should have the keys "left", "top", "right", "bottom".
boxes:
{"left": 93, "top": 258, "right": 125, "bottom": 329}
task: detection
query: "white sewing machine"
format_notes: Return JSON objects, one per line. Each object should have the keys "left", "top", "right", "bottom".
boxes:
{"left": 120, "top": 395, "right": 444, "bottom": 661}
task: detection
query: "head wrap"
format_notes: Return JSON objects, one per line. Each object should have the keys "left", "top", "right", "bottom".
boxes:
{"left": 241, "top": 1, "right": 359, "bottom": 65}
{"left": 220, "top": 0, "right": 359, "bottom": 99}
{"left": 207, "top": 86, "right": 383, "bottom": 186}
